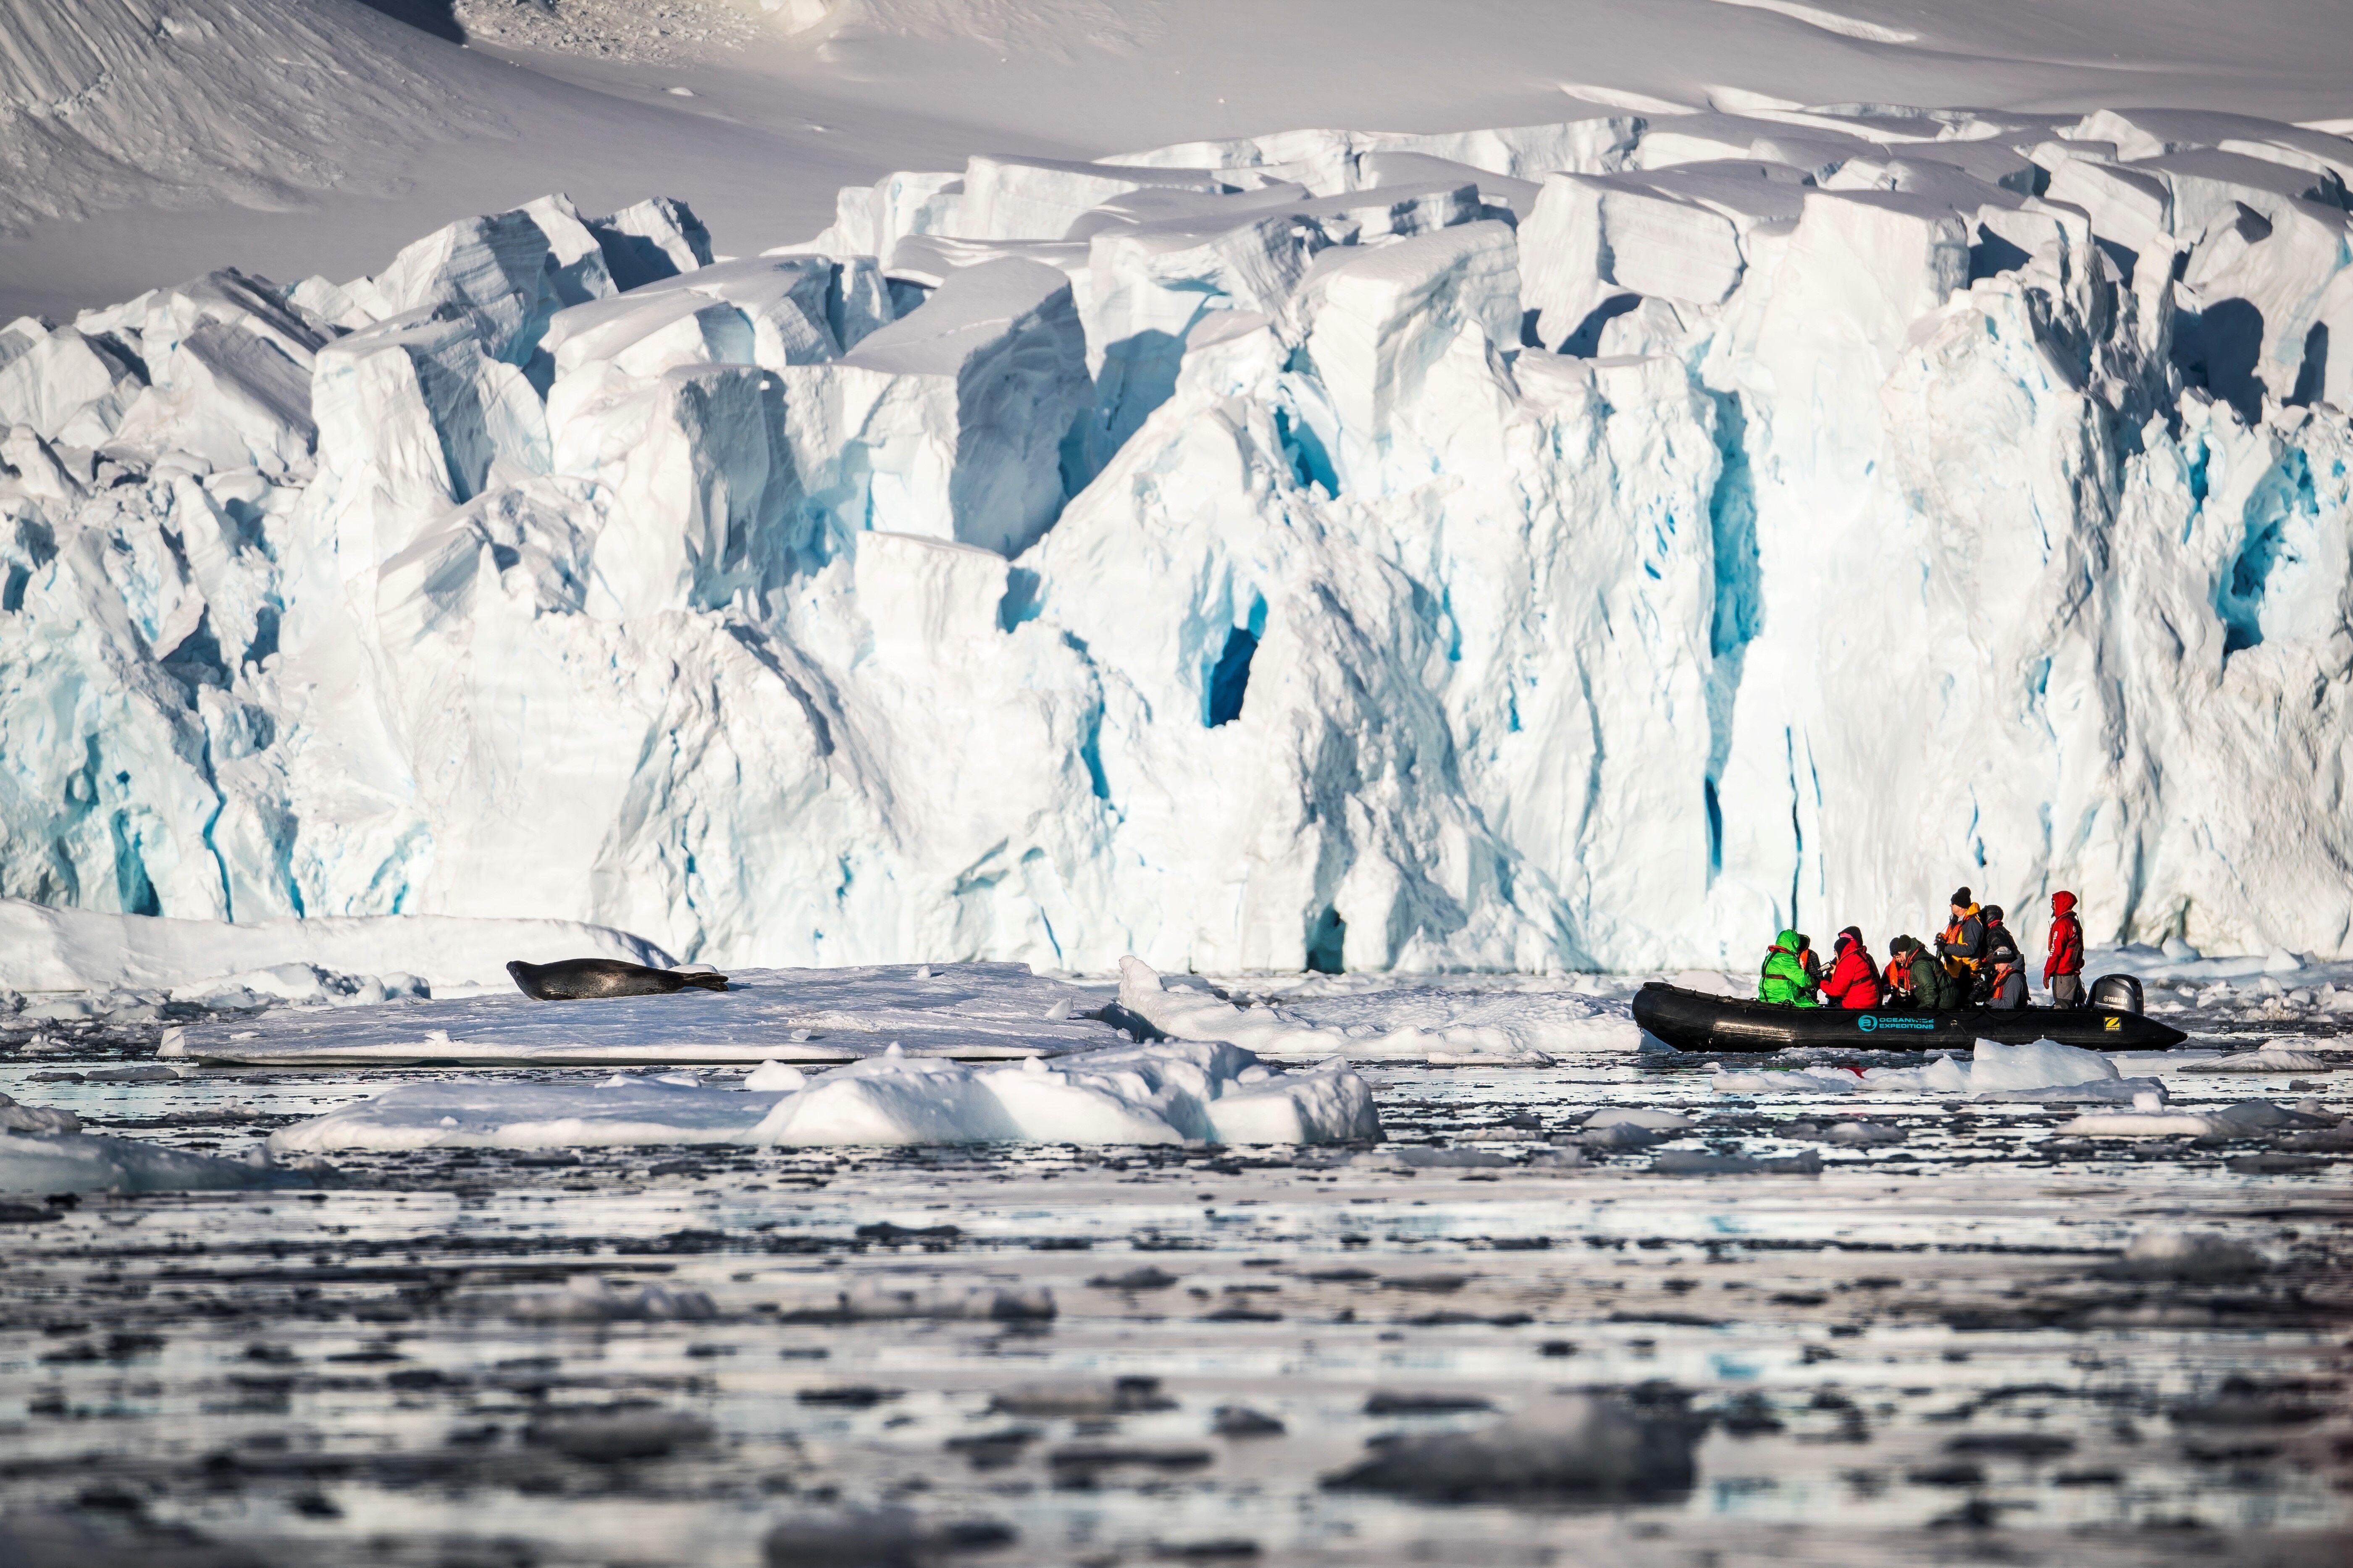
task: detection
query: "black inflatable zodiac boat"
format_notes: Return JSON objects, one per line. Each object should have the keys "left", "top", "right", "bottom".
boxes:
{"left": 1632, "top": 974, "right": 2187, "bottom": 1055}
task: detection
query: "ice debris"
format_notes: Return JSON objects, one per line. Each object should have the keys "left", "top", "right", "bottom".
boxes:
{"left": 269, "top": 1040, "right": 1381, "bottom": 1151}
{"left": 2, "top": 1101, "right": 320, "bottom": 1193}
{"left": 2103, "top": 1230, "right": 2270, "bottom": 1281}
{"left": 2056, "top": 1099, "right": 2336, "bottom": 1138}
{"left": 501, "top": 1274, "right": 721, "bottom": 1323}
{"left": 1712, "top": 1038, "right": 2132, "bottom": 1097}
{"left": 1323, "top": 1394, "right": 1698, "bottom": 1500}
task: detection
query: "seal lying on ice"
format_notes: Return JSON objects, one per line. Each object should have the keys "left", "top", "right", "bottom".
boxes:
{"left": 506, "top": 959, "right": 730, "bottom": 1000}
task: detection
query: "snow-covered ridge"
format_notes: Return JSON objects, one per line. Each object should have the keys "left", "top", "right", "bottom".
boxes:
{"left": 4, "top": 104, "right": 2352, "bottom": 972}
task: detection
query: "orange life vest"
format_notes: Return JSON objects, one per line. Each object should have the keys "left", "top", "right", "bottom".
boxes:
{"left": 1942, "top": 903, "right": 1983, "bottom": 981}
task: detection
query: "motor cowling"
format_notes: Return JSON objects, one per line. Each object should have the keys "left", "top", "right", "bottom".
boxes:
{"left": 2089, "top": 974, "right": 2143, "bottom": 1014}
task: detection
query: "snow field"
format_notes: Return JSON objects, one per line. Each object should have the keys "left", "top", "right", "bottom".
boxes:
{"left": 5, "top": 98, "right": 2353, "bottom": 977}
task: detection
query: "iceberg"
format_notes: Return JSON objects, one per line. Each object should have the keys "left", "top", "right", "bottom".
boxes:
{"left": 4, "top": 102, "right": 2353, "bottom": 976}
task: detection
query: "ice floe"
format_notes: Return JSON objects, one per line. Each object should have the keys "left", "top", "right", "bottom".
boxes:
{"left": 1, "top": 1093, "right": 317, "bottom": 1193}
{"left": 1115, "top": 957, "right": 1590, "bottom": 1062}
{"left": 1709, "top": 1038, "right": 2147, "bottom": 1098}
{"left": 268, "top": 1039, "right": 1381, "bottom": 1151}
{"left": 166, "top": 962, "right": 1123, "bottom": 1065}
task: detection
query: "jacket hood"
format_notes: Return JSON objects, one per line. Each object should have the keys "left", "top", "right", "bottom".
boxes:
{"left": 2052, "top": 890, "right": 2077, "bottom": 915}
{"left": 1775, "top": 928, "right": 1804, "bottom": 950}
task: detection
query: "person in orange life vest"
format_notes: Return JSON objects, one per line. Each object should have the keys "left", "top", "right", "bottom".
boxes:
{"left": 1984, "top": 935, "right": 2029, "bottom": 1009}
{"left": 1883, "top": 936, "right": 1960, "bottom": 1011}
{"left": 1819, "top": 926, "right": 1882, "bottom": 1009}
{"left": 2045, "top": 891, "right": 2086, "bottom": 1007}
{"left": 1972, "top": 904, "right": 2021, "bottom": 1003}
{"left": 1939, "top": 887, "right": 1986, "bottom": 987}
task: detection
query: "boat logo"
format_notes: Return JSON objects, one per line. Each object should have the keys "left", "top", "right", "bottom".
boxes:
{"left": 1858, "top": 1015, "right": 1933, "bottom": 1033}
{"left": 2103, "top": 1015, "right": 2120, "bottom": 1031}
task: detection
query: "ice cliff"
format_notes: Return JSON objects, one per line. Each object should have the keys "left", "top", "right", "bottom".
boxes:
{"left": 4, "top": 106, "right": 2353, "bottom": 970}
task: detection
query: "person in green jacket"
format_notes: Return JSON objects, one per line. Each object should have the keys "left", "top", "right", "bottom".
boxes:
{"left": 1758, "top": 929, "right": 1822, "bottom": 1007}
{"left": 1882, "top": 935, "right": 1960, "bottom": 1012}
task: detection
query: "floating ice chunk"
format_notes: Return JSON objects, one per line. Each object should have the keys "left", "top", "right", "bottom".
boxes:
{"left": 1323, "top": 1393, "right": 1697, "bottom": 1500}
{"left": 166, "top": 962, "right": 1120, "bottom": 1065}
{"left": 744, "top": 1060, "right": 809, "bottom": 1091}
{"left": 756, "top": 1051, "right": 1022, "bottom": 1144}
{"left": 1582, "top": 1107, "right": 1693, "bottom": 1130}
{"left": 271, "top": 1076, "right": 783, "bottom": 1151}
{"left": 1708, "top": 1065, "right": 1862, "bottom": 1094}
{"left": 2056, "top": 1099, "right": 2325, "bottom": 1138}
{"left": 780, "top": 1282, "right": 1054, "bottom": 1322}
{"left": 1854, "top": 1039, "right": 2120, "bottom": 1096}
{"left": 1200, "top": 1056, "right": 1380, "bottom": 1143}
{"left": 2, "top": 1124, "right": 315, "bottom": 1194}
{"left": 2182, "top": 1047, "right": 2340, "bottom": 1073}
{"left": 2103, "top": 1229, "right": 2269, "bottom": 1280}
{"left": 278, "top": 1039, "right": 1376, "bottom": 1151}
{"left": 0, "top": 1093, "right": 80, "bottom": 1135}
{"left": 1967, "top": 1038, "right": 2118, "bottom": 1091}
{"left": 1651, "top": 1148, "right": 1821, "bottom": 1175}
{"left": 1972, "top": 1075, "right": 2167, "bottom": 1104}
{"left": 502, "top": 1274, "right": 720, "bottom": 1322}
{"left": 1116, "top": 957, "right": 1352, "bottom": 1059}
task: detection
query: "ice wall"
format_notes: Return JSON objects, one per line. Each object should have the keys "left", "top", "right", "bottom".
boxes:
{"left": 3, "top": 105, "right": 2352, "bottom": 970}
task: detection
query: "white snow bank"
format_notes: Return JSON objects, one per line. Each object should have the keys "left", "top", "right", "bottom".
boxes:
{"left": 1116, "top": 957, "right": 1573, "bottom": 1062}
{"left": 269, "top": 1040, "right": 1381, "bottom": 1151}
{"left": 166, "top": 962, "right": 1123, "bottom": 1065}
{"left": 0, "top": 899, "right": 667, "bottom": 994}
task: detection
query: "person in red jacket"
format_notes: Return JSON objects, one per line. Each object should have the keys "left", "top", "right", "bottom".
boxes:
{"left": 1820, "top": 926, "right": 1882, "bottom": 1009}
{"left": 2045, "top": 891, "right": 2086, "bottom": 1007}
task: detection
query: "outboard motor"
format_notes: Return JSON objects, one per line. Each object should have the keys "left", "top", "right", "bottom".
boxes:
{"left": 2088, "top": 974, "right": 2143, "bottom": 1014}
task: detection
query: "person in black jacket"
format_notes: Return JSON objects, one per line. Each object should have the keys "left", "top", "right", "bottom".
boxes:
{"left": 1940, "top": 889, "right": 1988, "bottom": 1000}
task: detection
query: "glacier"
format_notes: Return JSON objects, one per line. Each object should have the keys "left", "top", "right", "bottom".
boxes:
{"left": 3, "top": 108, "right": 2352, "bottom": 972}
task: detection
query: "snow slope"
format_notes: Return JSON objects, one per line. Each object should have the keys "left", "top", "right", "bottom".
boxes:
{"left": 10, "top": 0, "right": 2353, "bottom": 322}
